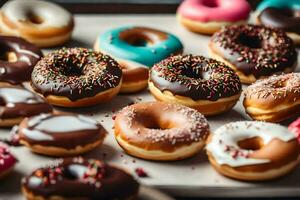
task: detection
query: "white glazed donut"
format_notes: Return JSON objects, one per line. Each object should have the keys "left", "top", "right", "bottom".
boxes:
{"left": 0, "top": 0, "right": 74, "bottom": 47}
{"left": 206, "top": 121, "right": 300, "bottom": 181}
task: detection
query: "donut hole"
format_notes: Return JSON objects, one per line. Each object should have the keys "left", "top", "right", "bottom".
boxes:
{"left": 202, "top": 0, "right": 218, "bottom": 8}
{"left": 122, "top": 33, "right": 152, "bottom": 47}
{"left": 238, "top": 137, "right": 263, "bottom": 151}
{"left": 61, "top": 62, "right": 84, "bottom": 76}
{"left": 237, "top": 33, "right": 262, "bottom": 49}
{"left": 0, "top": 46, "right": 18, "bottom": 63}
{"left": 27, "top": 12, "right": 44, "bottom": 24}
{"left": 136, "top": 112, "right": 174, "bottom": 130}
{"left": 180, "top": 66, "right": 210, "bottom": 80}
{"left": 64, "top": 164, "right": 86, "bottom": 180}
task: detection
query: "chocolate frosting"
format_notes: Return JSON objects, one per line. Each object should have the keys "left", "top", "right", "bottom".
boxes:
{"left": 210, "top": 24, "right": 297, "bottom": 78}
{"left": 0, "top": 87, "right": 52, "bottom": 120}
{"left": 19, "top": 114, "right": 107, "bottom": 149}
{"left": 258, "top": 8, "right": 300, "bottom": 34}
{"left": 0, "top": 36, "right": 42, "bottom": 84}
{"left": 150, "top": 55, "right": 242, "bottom": 101}
{"left": 31, "top": 48, "right": 122, "bottom": 101}
{"left": 22, "top": 157, "right": 139, "bottom": 199}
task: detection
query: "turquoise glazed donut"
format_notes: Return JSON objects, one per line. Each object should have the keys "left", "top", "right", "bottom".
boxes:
{"left": 94, "top": 26, "right": 183, "bottom": 67}
{"left": 257, "top": 0, "right": 300, "bottom": 11}
{"left": 256, "top": 0, "right": 300, "bottom": 44}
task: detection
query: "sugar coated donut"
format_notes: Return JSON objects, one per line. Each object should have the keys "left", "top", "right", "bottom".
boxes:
{"left": 149, "top": 55, "right": 242, "bottom": 116}
{"left": 177, "top": 0, "right": 251, "bottom": 34}
{"left": 0, "top": 142, "right": 17, "bottom": 178}
{"left": 243, "top": 73, "right": 300, "bottom": 122}
{"left": 210, "top": 24, "right": 297, "bottom": 84}
{"left": 0, "top": 0, "right": 74, "bottom": 47}
{"left": 18, "top": 113, "right": 107, "bottom": 157}
{"left": 0, "top": 87, "right": 52, "bottom": 127}
{"left": 0, "top": 36, "right": 42, "bottom": 85}
{"left": 114, "top": 102, "right": 210, "bottom": 161}
{"left": 256, "top": 0, "right": 300, "bottom": 44}
{"left": 289, "top": 118, "right": 300, "bottom": 144}
{"left": 31, "top": 48, "right": 122, "bottom": 107}
{"left": 206, "top": 121, "right": 300, "bottom": 181}
{"left": 22, "top": 157, "right": 139, "bottom": 200}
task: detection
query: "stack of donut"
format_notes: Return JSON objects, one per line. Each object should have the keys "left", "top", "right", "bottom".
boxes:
{"left": 0, "top": 0, "right": 299, "bottom": 199}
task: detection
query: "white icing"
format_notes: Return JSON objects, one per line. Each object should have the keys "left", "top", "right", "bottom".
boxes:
{"left": 206, "top": 121, "right": 296, "bottom": 167}
{"left": 23, "top": 129, "right": 53, "bottom": 141}
{"left": 2, "top": 0, "right": 72, "bottom": 28}
{"left": 11, "top": 43, "right": 40, "bottom": 58}
{"left": 28, "top": 115, "right": 99, "bottom": 132}
{"left": 0, "top": 87, "right": 43, "bottom": 106}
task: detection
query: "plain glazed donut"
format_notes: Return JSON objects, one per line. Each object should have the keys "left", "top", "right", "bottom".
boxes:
{"left": 256, "top": 0, "right": 300, "bottom": 44}
{"left": 0, "top": 0, "right": 74, "bottom": 47}
{"left": 117, "top": 60, "right": 149, "bottom": 93}
{"left": 177, "top": 0, "right": 251, "bottom": 34}
{"left": 22, "top": 157, "right": 139, "bottom": 200}
{"left": 0, "top": 142, "right": 17, "bottom": 179}
{"left": 289, "top": 118, "right": 300, "bottom": 144}
{"left": 243, "top": 73, "right": 300, "bottom": 122}
{"left": 114, "top": 102, "right": 210, "bottom": 161}
{"left": 206, "top": 121, "right": 300, "bottom": 181}
{"left": 31, "top": 48, "right": 122, "bottom": 108}
{"left": 18, "top": 113, "right": 107, "bottom": 157}
{"left": 209, "top": 24, "right": 297, "bottom": 84}
{"left": 149, "top": 55, "right": 242, "bottom": 116}
{"left": 0, "top": 36, "right": 42, "bottom": 85}
{"left": 0, "top": 87, "right": 52, "bottom": 127}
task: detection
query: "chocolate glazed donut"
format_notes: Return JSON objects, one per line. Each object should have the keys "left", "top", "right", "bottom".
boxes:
{"left": 0, "top": 87, "right": 52, "bottom": 127}
{"left": 22, "top": 157, "right": 139, "bottom": 200}
{"left": 258, "top": 8, "right": 300, "bottom": 35}
{"left": 18, "top": 113, "right": 107, "bottom": 156}
{"left": 209, "top": 24, "right": 297, "bottom": 84}
{"left": 0, "top": 36, "right": 42, "bottom": 85}
{"left": 31, "top": 48, "right": 122, "bottom": 107}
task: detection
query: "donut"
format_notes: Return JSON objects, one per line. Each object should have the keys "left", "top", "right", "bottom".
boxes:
{"left": 149, "top": 55, "right": 242, "bottom": 116}
{"left": 31, "top": 48, "right": 122, "bottom": 108}
{"left": 243, "top": 73, "right": 300, "bottom": 122}
{"left": 289, "top": 118, "right": 300, "bottom": 143}
{"left": 0, "top": 0, "right": 74, "bottom": 47}
{"left": 94, "top": 26, "right": 183, "bottom": 67}
{"left": 94, "top": 26, "right": 183, "bottom": 93}
{"left": 209, "top": 24, "right": 297, "bottom": 84}
{"left": 0, "top": 87, "right": 52, "bottom": 127}
{"left": 114, "top": 102, "right": 210, "bottom": 161}
{"left": 18, "top": 113, "right": 107, "bottom": 157}
{"left": 22, "top": 157, "right": 139, "bottom": 200}
{"left": 256, "top": 0, "right": 300, "bottom": 44}
{"left": 206, "top": 121, "right": 300, "bottom": 181}
{"left": 0, "top": 142, "right": 17, "bottom": 178}
{"left": 0, "top": 36, "right": 42, "bottom": 85}
{"left": 116, "top": 60, "right": 149, "bottom": 93}
{"left": 177, "top": 0, "right": 251, "bottom": 34}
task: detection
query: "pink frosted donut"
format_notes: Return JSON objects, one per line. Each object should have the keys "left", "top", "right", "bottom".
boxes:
{"left": 0, "top": 143, "right": 17, "bottom": 178}
{"left": 177, "top": 0, "right": 251, "bottom": 34}
{"left": 289, "top": 118, "right": 300, "bottom": 144}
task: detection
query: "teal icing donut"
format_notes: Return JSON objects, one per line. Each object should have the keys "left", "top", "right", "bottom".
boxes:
{"left": 257, "top": 0, "right": 300, "bottom": 11}
{"left": 95, "top": 26, "right": 183, "bottom": 67}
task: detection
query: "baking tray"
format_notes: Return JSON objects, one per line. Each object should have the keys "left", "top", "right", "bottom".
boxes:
{"left": 0, "top": 14, "right": 299, "bottom": 199}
